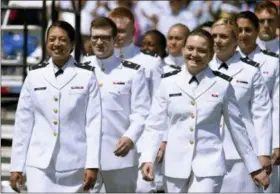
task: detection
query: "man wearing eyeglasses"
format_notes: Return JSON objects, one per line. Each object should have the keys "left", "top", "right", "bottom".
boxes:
{"left": 83, "top": 17, "right": 151, "bottom": 193}
{"left": 108, "top": 7, "right": 166, "bottom": 192}
{"left": 255, "top": 1, "right": 279, "bottom": 55}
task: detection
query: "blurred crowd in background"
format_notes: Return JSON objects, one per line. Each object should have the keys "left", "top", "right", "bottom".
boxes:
{"left": 1, "top": 0, "right": 280, "bottom": 62}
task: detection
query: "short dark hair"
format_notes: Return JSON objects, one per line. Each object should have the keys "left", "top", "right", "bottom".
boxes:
{"left": 143, "top": 30, "right": 167, "bottom": 58}
{"left": 187, "top": 29, "right": 214, "bottom": 54}
{"left": 236, "top": 11, "right": 259, "bottom": 30}
{"left": 47, "top": 20, "right": 75, "bottom": 43}
{"left": 90, "top": 17, "right": 118, "bottom": 38}
{"left": 255, "top": 0, "right": 278, "bottom": 15}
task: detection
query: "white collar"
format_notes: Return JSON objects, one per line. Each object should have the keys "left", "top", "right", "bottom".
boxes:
{"left": 114, "top": 42, "right": 138, "bottom": 59}
{"left": 52, "top": 56, "right": 73, "bottom": 73}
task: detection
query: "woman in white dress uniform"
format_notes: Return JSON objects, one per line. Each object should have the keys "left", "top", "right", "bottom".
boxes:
{"left": 140, "top": 29, "right": 270, "bottom": 193}
{"left": 9, "top": 21, "right": 102, "bottom": 192}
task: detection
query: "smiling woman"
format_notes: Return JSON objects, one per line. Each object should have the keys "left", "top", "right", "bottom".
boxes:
{"left": 140, "top": 29, "right": 268, "bottom": 193}
{"left": 46, "top": 21, "right": 75, "bottom": 67}
{"left": 9, "top": 21, "right": 102, "bottom": 192}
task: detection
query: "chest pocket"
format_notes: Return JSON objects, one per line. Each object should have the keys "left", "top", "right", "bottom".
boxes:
{"left": 231, "top": 80, "right": 250, "bottom": 102}
{"left": 70, "top": 88, "right": 88, "bottom": 94}
{"left": 198, "top": 96, "right": 222, "bottom": 120}
{"left": 103, "top": 83, "right": 130, "bottom": 111}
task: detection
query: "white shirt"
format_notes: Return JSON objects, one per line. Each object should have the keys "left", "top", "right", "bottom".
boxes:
{"left": 257, "top": 37, "right": 280, "bottom": 55}
{"left": 83, "top": 54, "right": 151, "bottom": 170}
{"left": 210, "top": 51, "right": 272, "bottom": 159}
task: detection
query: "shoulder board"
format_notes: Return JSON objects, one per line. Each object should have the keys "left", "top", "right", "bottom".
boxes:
{"left": 122, "top": 60, "right": 141, "bottom": 70}
{"left": 29, "top": 61, "right": 49, "bottom": 71}
{"left": 261, "top": 49, "right": 279, "bottom": 58}
{"left": 169, "top": 65, "right": 181, "bottom": 70}
{"left": 140, "top": 49, "right": 158, "bottom": 57}
{"left": 212, "top": 71, "right": 232, "bottom": 82}
{"left": 75, "top": 61, "right": 95, "bottom": 72}
{"left": 161, "top": 69, "right": 181, "bottom": 78}
{"left": 240, "top": 57, "right": 259, "bottom": 68}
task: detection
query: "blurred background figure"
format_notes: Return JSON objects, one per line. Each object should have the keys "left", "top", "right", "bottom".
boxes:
{"left": 255, "top": 0, "right": 279, "bottom": 54}
{"left": 141, "top": 30, "right": 167, "bottom": 60}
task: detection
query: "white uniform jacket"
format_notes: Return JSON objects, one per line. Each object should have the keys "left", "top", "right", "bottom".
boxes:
{"left": 210, "top": 51, "right": 272, "bottom": 159}
{"left": 239, "top": 46, "right": 279, "bottom": 149}
{"left": 257, "top": 37, "right": 280, "bottom": 55}
{"left": 115, "top": 43, "right": 163, "bottom": 98}
{"left": 10, "top": 56, "right": 102, "bottom": 172}
{"left": 141, "top": 67, "right": 261, "bottom": 179}
{"left": 83, "top": 54, "right": 151, "bottom": 170}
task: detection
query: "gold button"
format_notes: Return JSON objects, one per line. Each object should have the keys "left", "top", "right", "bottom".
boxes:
{"left": 220, "top": 124, "right": 223, "bottom": 128}
{"left": 98, "top": 82, "right": 103, "bottom": 87}
{"left": 53, "top": 132, "right": 57, "bottom": 136}
{"left": 53, "top": 120, "right": 58, "bottom": 125}
{"left": 54, "top": 97, "right": 58, "bottom": 102}
{"left": 191, "top": 100, "right": 195, "bottom": 105}
{"left": 54, "top": 109, "right": 58, "bottom": 113}
{"left": 190, "top": 127, "right": 194, "bottom": 132}
{"left": 190, "top": 140, "right": 194, "bottom": 144}
{"left": 191, "top": 114, "right": 195, "bottom": 119}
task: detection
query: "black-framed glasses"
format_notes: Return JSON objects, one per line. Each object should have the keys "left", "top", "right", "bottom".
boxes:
{"left": 91, "top": 35, "right": 113, "bottom": 43}
{"left": 259, "top": 18, "right": 275, "bottom": 24}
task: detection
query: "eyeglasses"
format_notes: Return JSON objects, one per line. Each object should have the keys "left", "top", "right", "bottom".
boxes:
{"left": 91, "top": 35, "right": 113, "bottom": 43}
{"left": 259, "top": 18, "right": 275, "bottom": 24}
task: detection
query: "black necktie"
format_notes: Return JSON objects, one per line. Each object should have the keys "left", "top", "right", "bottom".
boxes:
{"left": 189, "top": 76, "right": 199, "bottom": 85}
{"left": 218, "top": 62, "right": 228, "bottom": 70}
{"left": 55, "top": 69, "right": 64, "bottom": 77}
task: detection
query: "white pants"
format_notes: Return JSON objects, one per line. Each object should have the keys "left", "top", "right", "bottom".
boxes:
{"left": 136, "top": 167, "right": 156, "bottom": 192}
{"left": 26, "top": 166, "right": 84, "bottom": 192}
{"left": 221, "top": 159, "right": 260, "bottom": 192}
{"left": 265, "top": 165, "right": 280, "bottom": 193}
{"left": 154, "top": 163, "right": 164, "bottom": 191}
{"left": 163, "top": 173, "right": 223, "bottom": 192}
{"left": 91, "top": 166, "right": 138, "bottom": 193}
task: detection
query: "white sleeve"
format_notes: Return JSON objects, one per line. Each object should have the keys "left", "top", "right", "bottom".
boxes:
{"left": 10, "top": 75, "right": 35, "bottom": 172}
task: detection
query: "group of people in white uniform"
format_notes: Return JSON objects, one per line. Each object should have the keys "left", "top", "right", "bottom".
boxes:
{"left": 9, "top": 0, "right": 279, "bottom": 193}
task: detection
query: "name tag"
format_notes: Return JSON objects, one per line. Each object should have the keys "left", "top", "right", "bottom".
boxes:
{"left": 263, "top": 71, "right": 269, "bottom": 74}
{"left": 71, "top": 86, "right": 84, "bottom": 89}
{"left": 236, "top": 80, "right": 248, "bottom": 84}
{"left": 211, "top": 93, "right": 219, "bottom": 97}
{"left": 113, "top": 81, "right": 125, "bottom": 85}
{"left": 34, "top": 87, "right": 46, "bottom": 91}
{"left": 169, "top": 93, "right": 182, "bottom": 97}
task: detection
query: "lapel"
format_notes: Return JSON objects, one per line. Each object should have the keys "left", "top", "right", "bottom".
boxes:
{"left": 44, "top": 58, "right": 77, "bottom": 90}
{"left": 175, "top": 70, "right": 194, "bottom": 99}
{"left": 251, "top": 47, "right": 266, "bottom": 68}
{"left": 194, "top": 67, "right": 216, "bottom": 99}
{"left": 44, "top": 63, "right": 59, "bottom": 89}
{"left": 58, "top": 62, "right": 77, "bottom": 89}
{"left": 227, "top": 59, "right": 244, "bottom": 77}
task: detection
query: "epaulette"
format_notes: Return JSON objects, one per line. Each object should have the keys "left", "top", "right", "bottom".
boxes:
{"left": 74, "top": 61, "right": 95, "bottom": 72}
{"left": 122, "top": 60, "right": 141, "bottom": 70}
{"left": 29, "top": 61, "right": 49, "bottom": 71}
{"left": 261, "top": 49, "right": 279, "bottom": 58}
{"left": 140, "top": 49, "right": 158, "bottom": 57}
{"left": 161, "top": 69, "right": 181, "bottom": 78}
{"left": 240, "top": 57, "right": 259, "bottom": 68}
{"left": 212, "top": 71, "right": 233, "bottom": 82}
{"left": 169, "top": 65, "right": 181, "bottom": 70}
